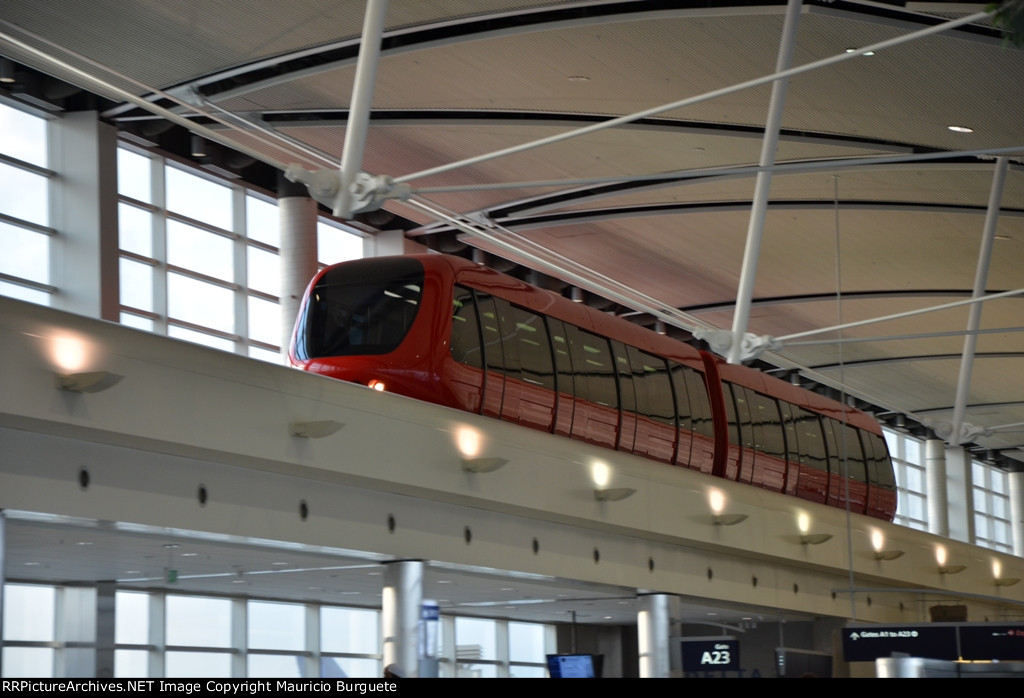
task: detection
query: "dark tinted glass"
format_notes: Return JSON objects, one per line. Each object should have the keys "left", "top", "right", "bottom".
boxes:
{"left": 299, "top": 258, "right": 423, "bottom": 358}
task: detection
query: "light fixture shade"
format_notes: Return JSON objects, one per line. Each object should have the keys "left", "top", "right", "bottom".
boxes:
{"left": 55, "top": 371, "right": 123, "bottom": 393}
{"left": 594, "top": 487, "right": 636, "bottom": 502}
{"left": 873, "top": 550, "right": 905, "bottom": 561}
{"left": 190, "top": 134, "right": 208, "bottom": 157}
{"left": 994, "top": 577, "right": 1020, "bottom": 587}
{"left": 713, "top": 513, "right": 748, "bottom": 526}
{"left": 800, "top": 533, "right": 833, "bottom": 545}
{"left": 288, "top": 420, "right": 344, "bottom": 438}
{"left": 461, "top": 457, "right": 508, "bottom": 473}
{"left": 938, "top": 564, "right": 967, "bottom": 575}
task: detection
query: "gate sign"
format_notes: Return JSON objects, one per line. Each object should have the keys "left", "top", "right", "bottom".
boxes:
{"left": 959, "top": 625, "right": 1024, "bottom": 661}
{"left": 681, "top": 639, "right": 740, "bottom": 672}
{"left": 842, "top": 625, "right": 958, "bottom": 662}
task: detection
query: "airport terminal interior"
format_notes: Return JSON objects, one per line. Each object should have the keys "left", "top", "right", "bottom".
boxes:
{"left": 2, "top": 0, "right": 1024, "bottom": 679}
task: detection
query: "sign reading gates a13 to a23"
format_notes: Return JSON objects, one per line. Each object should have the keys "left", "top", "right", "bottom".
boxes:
{"left": 843, "top": 624, "right": 1024, "bottom": 662}
{"left": 681, "top": 639, "right": 740, "bottom": 672}
{"left": 843, "top": 625, "right": 958, "bottom": 662}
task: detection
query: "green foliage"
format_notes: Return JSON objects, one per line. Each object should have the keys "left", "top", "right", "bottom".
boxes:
{"left": 990, "top": 0, "right": 1024, "bottom": 46}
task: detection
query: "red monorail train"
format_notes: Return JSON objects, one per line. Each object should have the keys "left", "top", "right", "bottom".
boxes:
{"left": 289, "top": 254, "right": 897, "bottom": 521}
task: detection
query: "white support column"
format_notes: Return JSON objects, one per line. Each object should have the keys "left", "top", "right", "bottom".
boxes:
{"left": 944, "top": 445, "right": 975, "bottom": 544}
{"left": 304, "top": 604, "right": 320, "bottom": 678}
{"left": 335, "top": 0, "right": 389, "bottom": 218}
{"left": 950, "top": 157, "right": 1008, "bottom": 442}
{"left": 278, "top": 175, "right": 319, "bottom": 357}
{"left": 1009, "top": 469, "right": 1024, "bottom": 557}
{"left": 95, "top": 582, "right": 116, "bottom": 678}
{"left": 926, "top": 438, "right": 949, "bottom": 538}
{"left": 148, "top": 593, "right": 166, "bottom": 678}
{"left": 50, "top": 111, "right": 119, "bottom": 321}
{"left": 637, "top": 593, "right": 671, "bottom": 678}
{"left": 727, "top": 0, "right": 802, "bottom": 364}
{"left": 382, "top": 560, "right": 423, "bottom": 678}
{"left": 57, "top": 586, "right": 97, "bottom": 677}
{"left": 231, "top": 597, "right": 246, "bottom": 678}
{"left": 366, "top": 229, "right": 410, "bottom": 258}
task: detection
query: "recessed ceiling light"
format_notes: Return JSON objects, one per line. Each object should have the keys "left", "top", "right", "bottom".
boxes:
{"left": 24, "top": 561, "right": 41, "bottom": 566}
{"left": 948, "top": 125, "right": 974, "bottom": 133}
{"left": 844, "top": 48, "right": 874, "bottom": 56}
{"left": 568, "top": 75, "right": 590, "bottom": 82}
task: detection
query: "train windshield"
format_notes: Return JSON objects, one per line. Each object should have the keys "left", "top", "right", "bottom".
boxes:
{"left": 297, "top": 257, "right": 424, "bottom": 358}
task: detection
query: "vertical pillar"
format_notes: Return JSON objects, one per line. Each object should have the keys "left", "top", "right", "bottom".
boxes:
{"left": 95, "top": 582, "right": 115, "bottom": 678}
{"left": 945, "top": 445, "right": 974, "bottom": 544}
{"left": 367, "top": 229, "right": 409, "bottom": 257}
{"left": 637, "top": 593, "right": 670, "bottom": 678}
{"left": 57, "top": 586, "right": 97, "bottom": 677}
{"left": 382, "top": 560, "right": 423, "bottom": 678}
{"left": 50, "top": 111, "right": 119, "bottom": 320}
{"left": 278, "top": 175, "right": 319, "bottom": 357}
{"left": 1009, "top": 469, "right": 1024, "bottom": 557}
{"left": 926, "top": 439, "right": 948, "bottom": 537}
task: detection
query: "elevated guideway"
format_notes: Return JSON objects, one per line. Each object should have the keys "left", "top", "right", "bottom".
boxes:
{"left": 1, "top": 297, "right": 1022, "bottom": 624}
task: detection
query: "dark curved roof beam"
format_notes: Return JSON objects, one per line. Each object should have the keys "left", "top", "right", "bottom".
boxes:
{"left": 489, "top": 200, "right": 1024, "bottom": 232}
{"left": 682, "top": 290, "right": 1024, "bottom": 314}
{"left": 808, "top": 351, "right": 1024, "bottom": 371}
{"left": 106, "top": 1, "right": 1005, "bottom": 119}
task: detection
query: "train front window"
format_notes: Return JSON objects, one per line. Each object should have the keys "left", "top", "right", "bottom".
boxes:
{"left": 302, "top": 258, "right": 424, "bottom": 357}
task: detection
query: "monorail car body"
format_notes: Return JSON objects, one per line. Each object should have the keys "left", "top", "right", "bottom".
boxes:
{"left": 289, "top": 254, "right": 896, "bottom": 521}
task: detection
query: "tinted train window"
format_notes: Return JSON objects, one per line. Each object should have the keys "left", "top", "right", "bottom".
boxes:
{"left": 628, "top": 347, "right": 675, "bottom": 427}
{"left": 825, "top": 419, "right": 867, "bottom": 483}
{"left": 451, "top": 285, "right": 482, "bottom": 368}
{"left": 749, "top": 391, "right": 787, "bottom": 460}
{"left": 475, "top": 294, "right": 506, "bottom": 376}
{"left": 792, "top": 407, "right": 827, "bottom": 472}
{"left": 723, "top": 383, "right": 742, "bottom": 447}
{"left": 548, "top": 318, "right": 577, "bottom": 397}
{"left": 301, "top": 258, "right": 423, "bottom": 357}
{"left": 672, "top": 363, "right": 714, "bottom": 439}
{"left": 496, "top": 299, "right": 554, "bottom": 390}
{"left": 612, "top": 341, "right": 637, "bottom": 417}
{"left": 862, "top": 431, "right": 896, "bottom": 490}
{"left": 568, "top": 329, "right": 617, "bottom": 408}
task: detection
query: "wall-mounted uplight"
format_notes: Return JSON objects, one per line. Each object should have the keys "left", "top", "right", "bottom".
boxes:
{"left": 590, "top": 460, "right": 634, "bottom": 501}
{"left": 992, "top": 559, "right": 1020, "bottom": 587}
{"left": 456, "top": 426, "right": 481, "bottom": 458}
{"left": 51, "top": 334, "right": 92, "bottom": 372}
{"left": 796, "top": 511, "right": 832, "bottom": 545}
{"left": 936, "top": 545, "right": 965, "bottom": 575}
{"left": 870, "top": 528, "right": 904, "bottom": 560}
{"left": 55, "top": 371, "right": 123, "bottom": 393}
{"left": 708, "top": 488, "right": 747, "bottom": 526}
{"left": 594, "top": 487, "right": 636, "bottom": 502}
{"left": 462, "top": 457, "right": 508, "bottom": 473}
{"left": 288, "top": 420, "right": 344, "bottom": 438}
{"left": 454, "top": 426, "right": 506, "bottom": 472}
